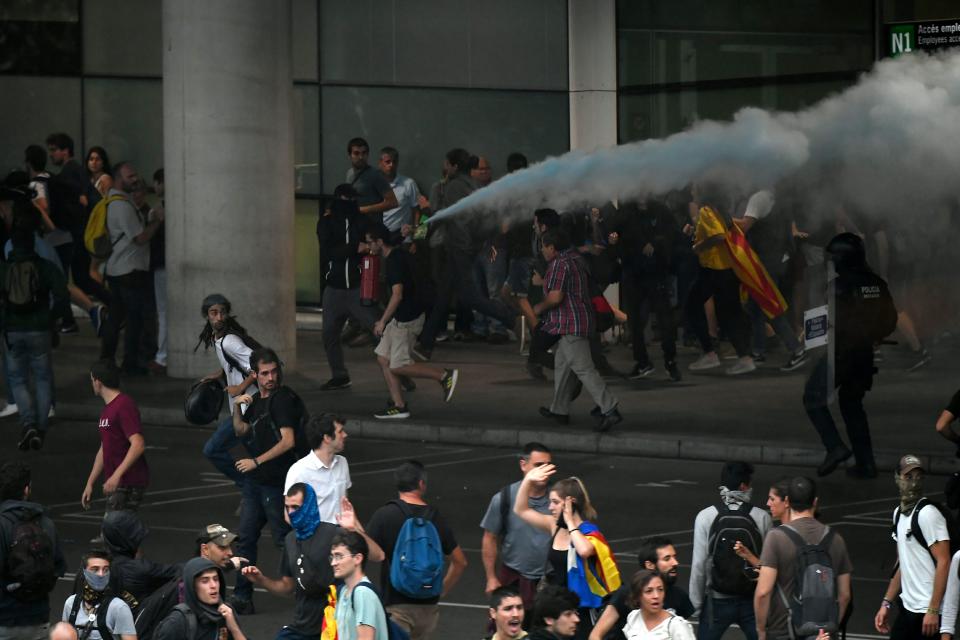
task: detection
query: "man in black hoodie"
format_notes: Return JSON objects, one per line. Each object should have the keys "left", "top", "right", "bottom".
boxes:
{"left": 154, "top": 557, "right": 248, "bottom": 640}
{"left": 317, "top": 184, "right": 382, "bottom": 391}
{"left": 528, "top": 585, "right": 580, "bottom": 640}
{"left": 100, "top": 510, "right": 179, "bottom": 602}
{"left": 0, "top": 461, "right": 66, "bottom": 640}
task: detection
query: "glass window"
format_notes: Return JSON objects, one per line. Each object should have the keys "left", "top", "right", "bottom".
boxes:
{"left": 83, "top": 78, "right": 163, "bottom": 178}
{"left": 0, "top": 76, "right": 82, "bottom": 174}
{"left": 618, "top": 0, "right": 873, "bottom": 33}
{"left": 295, "top": 198, "right": 322, "bottom": 304}
{"left": 882, "top": 0, "right": 960, "bottom": 23}
{"left": 293, "top": 85, "right": 321, "bottom": 195}
{"left": 83, "top": 0, "right": 161, "bottom": 76}
{"left": 292, "top": 0, "right": 319, "bottom": 81}
{"left": 320, "top": 85, "right": 569, "bottom": 194}
{"left": 0, "top": 0, "right": 80, "bottom": 75}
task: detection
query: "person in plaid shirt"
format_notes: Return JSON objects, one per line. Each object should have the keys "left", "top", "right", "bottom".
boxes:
{"left": 533, "top": 229, "right": 622, "bottom": 432}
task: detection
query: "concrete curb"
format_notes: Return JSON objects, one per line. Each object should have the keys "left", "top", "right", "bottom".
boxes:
{"left": 55, "top": 402, "right": 960, "bottom": 475}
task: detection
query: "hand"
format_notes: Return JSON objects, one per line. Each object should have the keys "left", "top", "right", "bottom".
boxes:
{"left": 531, "top": 273, "right": 543, "bottom": 286}
{"left": 485, "top": 575, "right": 502, "bottom": 596}
{"left": 229, "top": 556, "right": 249, "bottom": 570}
{"left": 336, "top": 496, "right": 357, "bottom": 530}
{"left": 241, "top": 565, "right": 262, "bottom": 583}
{"left": 81, "top": 484, "right": 93, "bottom": 510}
{"left": 401, "top": 223, "right": 413, "bottom": 237}
{"left": 235, "top": 394, "right": 253, "bottom": 406}
{"left": 525, "top": 462, "right": 556, "bottom": 484}
{"left": 357, "top": 241, "right": 369, "bottom": 254}
{"left": 607, "top": 232, "right": 619, "bottom": 245}
{"left": 816, "top": 630, "right": 829, "bottom": 640}
{"left": 563, "top": 496, "right": 582, "bottom": 529}
{"left": 875, "top": 605, "right": 890, "bottom": 634}
{"left": 682, "top": 223, "right": 694, "bottom": 236}
{"left": 373, "top": 321, "right": 386, "bottom": 337}
{"left": 489, "top": 246, "right": 498, "bottom": 263}
{"left": 152, "top": 206, "right": 165, "bottom": 223}
{"left": 642, "top": 243, "right": 655, "bottom": 257}
{"left": 219, "top": 603, "right": 238, "bottom": 628}
{"left": 923, "top": 613, "right": 939, "bottom": 636}
{"left": 103, "top": 474, "right": 120, "bottom": 495}
{"left": 236, "top": 458, "right": 258, "bottom": 474}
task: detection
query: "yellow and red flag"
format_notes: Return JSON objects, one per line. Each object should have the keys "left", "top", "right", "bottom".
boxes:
{"left": 567, "top": 522, "right": 621, "bottom": 609}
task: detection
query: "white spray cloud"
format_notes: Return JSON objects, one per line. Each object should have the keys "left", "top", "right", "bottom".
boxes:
{"left": 433, "top": 50, "right": 960, "bottom": 232}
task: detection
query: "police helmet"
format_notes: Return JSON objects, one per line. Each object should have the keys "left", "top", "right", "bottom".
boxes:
{"left": 825, "top": 232, "right": 866, "bottom": 271}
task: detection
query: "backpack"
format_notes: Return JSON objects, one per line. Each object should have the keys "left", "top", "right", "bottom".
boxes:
{"left": 83, "top": 194, "right": 126, "bottom": 259}
{"left": 67, "top": 594, "right": 118, "bottom": 640}
{"left": 170, "top": 603, "right": 198, "bottom": 640}
{"left": 285, "top": 522, "right": 337, "bottom": 599}
{"left": 388, "top": 500, "right": 445, "bottom": 599}
{"left": 3, "top": 258, "right": 45, "bottom": 314}
{"left": 776, "top": 525, "right": 839, "bottom": 639}
{"left": 133, "top": 577, "right": 182, "bottom": 640}
{"left": 347, "top": 581, "right": 410, "bottom": 640}
{"left": 497, "top": 485, "right": 511, "bottom": 537}
{"left": 0, "top": 511, "right": 57, "bottom": 601}
{"left": 707, "top": 502, "right": 762, "bottom": 596}
{"left": 891, "top": 498, "right": 960, "bottom": 561}
{"left": 265, "top": 386, "right": 311, "bottom": 460}
{"left": 219, "top": 331, "right": 263, "bottom": 377}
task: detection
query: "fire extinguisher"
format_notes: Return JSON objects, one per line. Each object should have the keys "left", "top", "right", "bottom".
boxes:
{"left": 360, "top": 253, "right": 380, "bottom": 306}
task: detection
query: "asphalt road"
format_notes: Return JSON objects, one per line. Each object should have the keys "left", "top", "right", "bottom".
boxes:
{"left": 26, "top": 419, "right": 918, "bottom": 639}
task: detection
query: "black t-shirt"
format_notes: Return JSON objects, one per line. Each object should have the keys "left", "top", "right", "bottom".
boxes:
{"left": 241, "top": 387, "right": 301, "bottom": 486}
{"left": 365, "top": 500, "right": 458, "bottom": 606}
{"left": 604, "top": 583, "right": 694, "bottom": 639}
{"left": 385, "top": 248, "right": 422, "bottom": 322}
{"left": 947, "top": 390, "right": 960, "bottom": 417}
{"left": 279, "top": 525, "right": 338, "bottom": 635}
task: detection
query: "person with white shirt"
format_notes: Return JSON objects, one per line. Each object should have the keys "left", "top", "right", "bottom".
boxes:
{"left": 196, "top": 294, "right": 259, "bottom": 489}
{"left": 284, "top": 414, "right": 352, "bottom": 523}
{"left": 378, "top": 146, "right": 421, "bottom": 234}
{"left": 876, "top": 455, "right": 951, "bottom": 640}
{"left": 622, "top": 570, "right": 695, "bottom": 640}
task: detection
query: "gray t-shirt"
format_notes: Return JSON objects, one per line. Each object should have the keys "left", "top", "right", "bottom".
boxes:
{"left": 480, "top": 480, "right": 551, "bottom": 579}
{"left": 346, "top": 165, "right": 394, "bottom": 221}
{"left": 62, "top": 594, "right": 137, "bottom": 640}
{"left": 105, "top": 189, "right": 149, "bottom": 276}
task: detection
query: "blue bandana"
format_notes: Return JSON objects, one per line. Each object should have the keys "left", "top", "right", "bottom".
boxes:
{"left": 289, "top": 484, "right": 321, "bottom": 540}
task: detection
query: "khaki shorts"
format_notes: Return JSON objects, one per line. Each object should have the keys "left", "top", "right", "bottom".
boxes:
{"left": 375, "top": 314, "right": 425, "bottom": 369}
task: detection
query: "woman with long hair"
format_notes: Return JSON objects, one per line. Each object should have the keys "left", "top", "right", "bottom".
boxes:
{"left": 85, "top": 146, "right": 113, "bottom": 203}
{"left": 515, "top": 463, "right": 621, "bottom": 639}
{"left": 735, "top": 477, "right": 792, "bottom": 568}
{"left": 621, "top": 570, "right": 695, "bottom": 640}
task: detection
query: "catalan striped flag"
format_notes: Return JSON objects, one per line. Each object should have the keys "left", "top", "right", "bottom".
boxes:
{"left": 321, "top": 584, "right": 338, "bottom": 639}
{"left": 567, "top": 521, "right": 622, "bottom": 609}
{"left": 702, "top": 206, "right": 789, "bottom": 320}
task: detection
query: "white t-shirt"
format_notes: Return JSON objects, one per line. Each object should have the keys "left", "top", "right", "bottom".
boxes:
{"left": 62, "top": 595, "right": 136, "bottom": 640}
{"left": 382, "top": 174, "right": 421, "bottom": 232}
{"left": 623, "top": 610, "right": 696, "bottom": 640}
{"left": 895, "top": 503, "right": 950, "bottom": 613}
{"left": 284, "top": 451, "right": 352, "bottom": 524}
{"left": 215, "top": 334, "right": 258, "bottom": 412}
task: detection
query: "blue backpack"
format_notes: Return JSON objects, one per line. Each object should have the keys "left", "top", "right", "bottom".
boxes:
{"left": 388, "top": 500, "right": 444, "bottom": 599}
{"left": 343, "top": 581, "right": 410, "bottom": 640}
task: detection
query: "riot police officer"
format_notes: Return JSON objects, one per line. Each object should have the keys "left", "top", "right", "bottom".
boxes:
{"left": 805, "top": 232, "right": 897, "bottom": 479}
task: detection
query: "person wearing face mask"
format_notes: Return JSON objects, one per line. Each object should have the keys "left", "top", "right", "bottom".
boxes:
{"left": 154, "top": 558, "right": 247, "bottom": 640}
{"left": 876, "top": 456, "right": 952, "bottom": 640}
{"left": 62, "top": 551, "right": 137, "bottom": 640}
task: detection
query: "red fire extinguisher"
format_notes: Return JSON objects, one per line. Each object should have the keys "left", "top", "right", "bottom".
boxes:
{"left": 360, "top": 253, "right": 380, "bottom": 306}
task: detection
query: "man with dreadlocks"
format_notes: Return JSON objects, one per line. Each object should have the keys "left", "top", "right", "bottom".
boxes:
{"left": 196, "top": 294, "right": 261, "bottom": 489}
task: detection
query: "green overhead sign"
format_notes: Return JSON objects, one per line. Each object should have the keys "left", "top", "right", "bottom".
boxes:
{"left": 886, "top": 19, "right": 960, "bottom": 57}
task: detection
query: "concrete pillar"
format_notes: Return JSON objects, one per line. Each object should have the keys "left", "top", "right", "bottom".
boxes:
{"left": 163, "top": 0, "right": 295, "bottom": 378}
{"left": 568, "top": 0, "right": 618, "bottom": 151}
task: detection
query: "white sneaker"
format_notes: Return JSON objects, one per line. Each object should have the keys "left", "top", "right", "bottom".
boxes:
{"left": 689, "top": 353, "right": 721, "bottom": 371}
{"left": 726, "top": 359, "right": 757, "bottom": 375}
{"left": 0, "top": 403, "right": 19, "bottom": 418}
{"left": 48, "top": 406, "right": 56, "bottom": 419}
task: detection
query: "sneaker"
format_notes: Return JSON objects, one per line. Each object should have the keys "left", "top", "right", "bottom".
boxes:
{"left": 412, "top": 344, "right": 432, "bottom": 362}
{"left": 595, "top": 409, "right": 623, "bottom": 433}
{"left": 873, "top": 348, "right": 885, "bottom": 363}
{"left": 59, "top": 321, "right": 79, "bottom": 335}
{"left": 0, "top": 403, "right": 19, "bottom": 418}
{"left": 590, "top": 405, "right": 603, "bottom": 418}
{"left": 750, "top": 352, "right": 767, "bottom": 364}
{"left": 48, "top": 406, "right": 55, "bottom": 419}
{"left": 435, "top": 332, "right": 450, "bottom": 343}
{"left": 538, "top": 406, "right": 569, "bottom": 425}
{"left": 726, "top": 359, "right": 757, "bottom": 375}
{"left": 18, "top": 427, "right": 38, "bottom": 452}
{"left": 374, "top": 405, "right": 411, "bottom": 420}
{"left": 628, "top": 364, "right": 655, "bottom": 380}
{"left": 90, "top": 305, "right": 107, "bottom": 337}
{"left": 780, "top": 349, "right": 808, "bottom": 372}
{"left": 226, "top": 596, "right": 255, "bottom": 616}
{"left": 817, "top": 446, "right": 853, "bottom": 477}
{"left": 319, "top": 377, "right": 352, "bottom": 391}
{"left": 440, "top": 369, "right": 459, "bottom": 402}
{"left": 907, "top": 348, "right": 932, "bottom": 372}
{"left": 399, "top": 376, "right": 417, "bottom": 392}
{"left": 689, "top": 352, "right": 721, "bottom": 371}
{"left": 29, "top": 430, "right": 44, "bottom": 450}
{"left": 666, "top": 360, "right": 682, "bottom": 382}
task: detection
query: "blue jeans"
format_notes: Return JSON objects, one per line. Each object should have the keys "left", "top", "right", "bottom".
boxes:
{"left": 697, "top": 595, "right": 757, "bottom": 640}
{"left": 472, "top": 246, "right": 508, "bottom": 336}
{"left": 234, "top": 480, "right": 290, "bottom": 602}
{"left": 4, "top": 331, "right": 52, "bottom": 431}
{"left": 203, "top": 415, "right": 245, "bottom": 487}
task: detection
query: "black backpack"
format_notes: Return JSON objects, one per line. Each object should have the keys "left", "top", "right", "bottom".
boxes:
{"left": 776, "top": 525, "right": 839, "bottom": 639}
{"left": 285, "top": 522, "right": 337, "bottom": 599}
{"left": 892, "top": 498, "right": 960, "bottom": 561}
{"left": 67, "top": 594, "right": 118, "bottom": 640}
{"left": 168, "top": 603, "right": 198, "bottom": 640}
{"left": 0, "top": 511, "right": 57, "bottom": 601}
{"left": 219, "top": 331, "right": 263, "bottom": 376}
{"left": 265, "top": 386, "right": 311, "bottom": 460}
{"left": 707, "top": 502, "right": 762, "bottom": 596}
{"left": 3, "top": 258, "right": 45, "bottom": 315}
{"left": 133, "top": 577, "right": 182, "bottom": 640}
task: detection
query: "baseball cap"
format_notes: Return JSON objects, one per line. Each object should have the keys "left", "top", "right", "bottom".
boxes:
{"left": 897, "top": 454, "right": 924, "bottom": 476}
{"left": 197, "top": 524, "right": 237, "bottom": 546}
